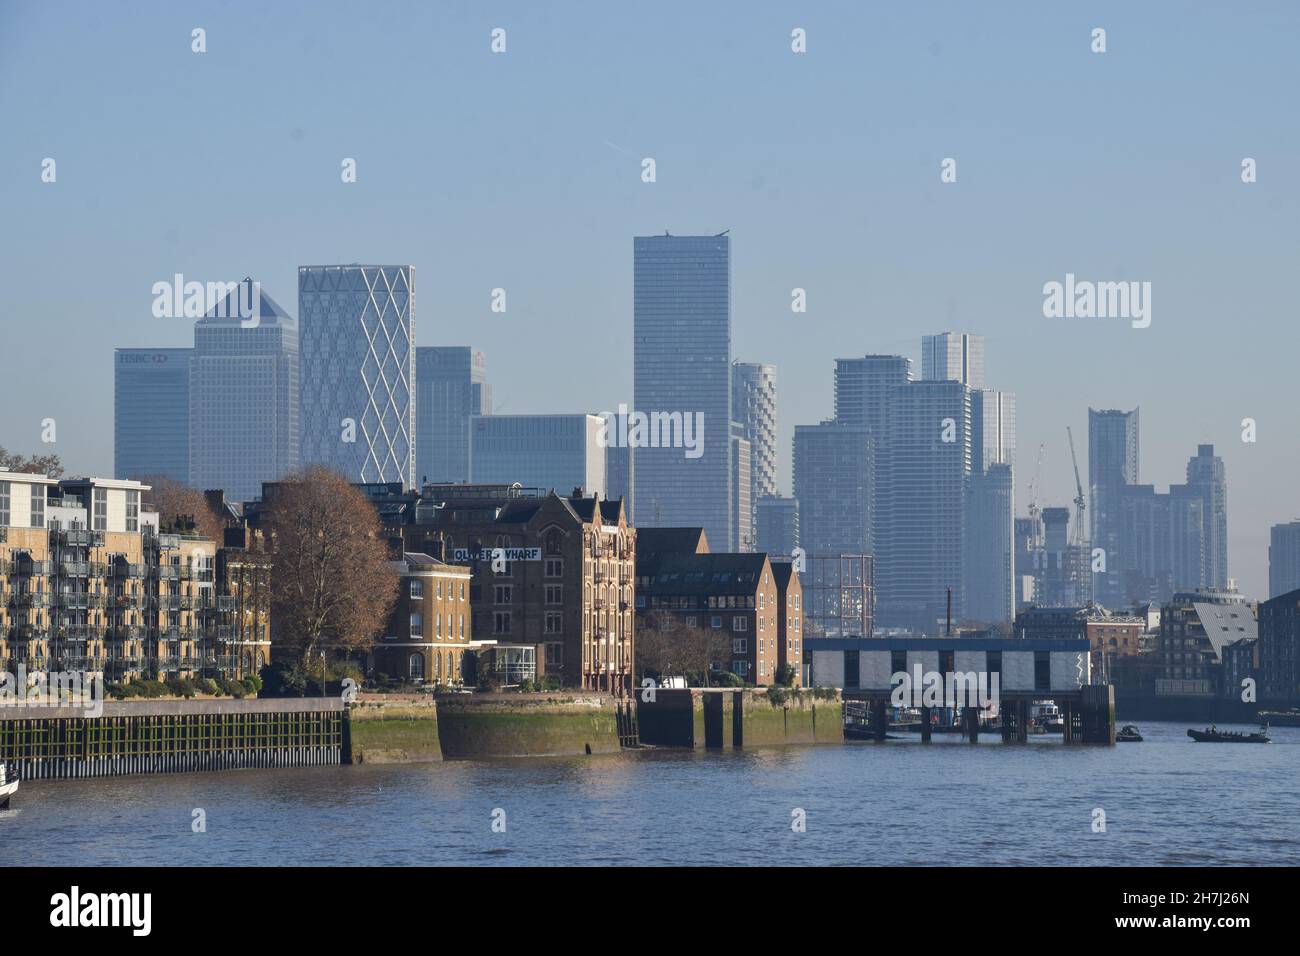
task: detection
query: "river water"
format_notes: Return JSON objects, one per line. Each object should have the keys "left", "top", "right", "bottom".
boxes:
{"left": 4, "top": 721, "right": 1296, "bottom": 866}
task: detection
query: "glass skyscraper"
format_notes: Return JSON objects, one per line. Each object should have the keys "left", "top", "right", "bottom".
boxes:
{"left": 190, "top": 280, "right": 299, "bottom": 502}
{"left": 921, "top": 331, "right": 985, "bottom": 388}
{"left": 732, "top": 360, "right": 778, "bottom": 507}
{"left": 299, "top": 265, "right": 416, "bottom": 488}
{"left": 632, "top": 234, "right": 732, "bottom": 544}
{"left": 468, "top": 414, "right": 605, "bottom": 496}
{"left": 1089, "top": 407, "right": 1140, "bottom": 605}
{"left": 415, "top": 346, "right": 490, "bottom": 485}
{"left": 113, "top": 347, "right": 192, "bottom": 483}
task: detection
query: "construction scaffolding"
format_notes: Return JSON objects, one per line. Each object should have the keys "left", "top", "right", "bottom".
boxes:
{"left": 802, "top": 554, "right": 874, "bottom": 639}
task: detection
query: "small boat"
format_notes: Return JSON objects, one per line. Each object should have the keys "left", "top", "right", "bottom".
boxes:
{"left": 1116, "top": 725, "right": 1143, "bottom": 742}
{"left": 1030, "top": 700, "right": 1065, "bottom": 734}
{"left": 1187, "top": 726, "right": 1270, "bottom": 743}
{"left": 0, "top": 763, "right": 16, "bottom": 810}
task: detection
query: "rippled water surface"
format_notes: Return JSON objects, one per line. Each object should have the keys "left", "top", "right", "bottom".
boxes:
{"left": 4, "top": 721, "right": 1297, "bottom": 866}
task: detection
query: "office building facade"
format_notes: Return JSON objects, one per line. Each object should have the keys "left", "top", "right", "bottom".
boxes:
{"left": 756, "top": 496, "right": 799, "bottom": 557}
{"left": 468, "top": 414, "right": 606, "bottom": 496}
{"left": 190, "top": 281, "right": 299, "bottom": 502}
{"left": 415, "top": 346, "right": 490, "bottom": 486}
{"left": 921, "top": 332, "right": 984, "bottom": 389}
{"left": 1089, "top": 407, "right": 1140, "bottom": 606}
{"left": 1270, "top": 521, "right": 1300, "bottom": 599}
{"left": 299, "top": 265, "right": 416, "bottom": 488}
{"left": 732, "top": 360, "right": 778, "bottom": 509}
{"left": 113, "top": 348, "right": 192, "bottom": 484}
{"left": 632, "top": 234, "right": 732, "bottom": 546}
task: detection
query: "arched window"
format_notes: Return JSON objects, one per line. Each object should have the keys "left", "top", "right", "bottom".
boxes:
{"left": 545, "top": 529, "right": 563, "bottom": 555}
{"left": 409, "top": 654, "right": 424, "bottom": 680}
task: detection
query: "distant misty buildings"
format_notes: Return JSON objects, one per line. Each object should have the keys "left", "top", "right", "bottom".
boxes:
{"left": 921, "top": 331, "right": 984, "bottom": 388}
{"left": 416, "top": 346, "right": 490, "bottom": 485}
{"left": 632, "top": 234, "right": 732, "bottom": 545}
{"left": 113, "top": 279, "right": 299, "bottom": 501}
{"left": 298, "top": 264, "right": 416, "bottom": 488}
{"left": 1269, "top": 521, "right": 1300, "bottom": 598}
{"left": 114, "top": 347, "right": 192, "bottom": 484}
{"left": 732, "top": 361, "right": 778, "bottom": 543}
{"left": 756, "top": 496, "right": 799, "bottom": 556}
{"left": 469, "top": 414, "right": 605, "bottom": 496}
{"left": 793, "top": 422, "right": 872, "bottom": 560}
{"left": 189, "top": 283, "right": 299, "bottom": 502}
{"left": 1087, "top": 407, "right": 1228, "bottom": 606}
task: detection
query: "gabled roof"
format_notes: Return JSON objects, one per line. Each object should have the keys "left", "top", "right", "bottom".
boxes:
{"left": 636, "top": 527, "right": 710, "bottom": 556}
{"left": 639, "top": 552, "right": 769, "bottom": 597}
{"left": 771, "top": 560, "right": 798, "bottom": 590}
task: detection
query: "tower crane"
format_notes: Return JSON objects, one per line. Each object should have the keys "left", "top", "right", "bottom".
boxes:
{"left": 1066, "top": 426, "right": 1092, "bottom": 605}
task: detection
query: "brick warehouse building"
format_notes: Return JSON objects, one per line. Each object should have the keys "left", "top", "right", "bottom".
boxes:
{"left": 635, "top": 536, "right": 796, "bottom": 685}
{"left": 366, "top": 483, "right": 635, "bottom": 694}
{"left": 772, "top": 560, "right": 805, "bottom": 686}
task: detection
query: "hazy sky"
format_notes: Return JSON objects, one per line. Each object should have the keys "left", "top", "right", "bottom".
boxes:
{"left": 2, "top": 1, "right": 1297, "bottom": 598}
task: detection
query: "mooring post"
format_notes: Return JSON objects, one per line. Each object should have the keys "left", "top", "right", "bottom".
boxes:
{"left": 871, "top": 699, "right": 888, "bottom": 742}
{"left": 1062, "top": 700, "right": 1074, "bottom": 744}
{"left": 920, "top": 706, "right": 932, "bottom": 743}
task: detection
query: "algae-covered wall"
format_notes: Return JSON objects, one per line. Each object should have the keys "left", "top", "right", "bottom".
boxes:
{"left": 437, "top": 694, "right": 623, "bottom": 758}
{"left": 638, "top": 689, "right": 842, "bottom": 749}
{"left": 347, "top": 702, "right": 443, "bottom": 764}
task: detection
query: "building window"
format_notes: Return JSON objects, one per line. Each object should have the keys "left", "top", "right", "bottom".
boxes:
{"left": 545, "top": 558, "right": 563, "bottom": 578}
{"left": 635, "top": 595, "right": 646, "bottom": 609}
{"left": 125, "top": 489, "right": 138, "bottom": 533}
{"left": 545, "top": 611, "right": 563, "bottom": 635}
{"left": 733, "top": 661, "right": 750, "bottom": 676}
{"left": 0, "top": 481, "right": 8, "bottom": 526}
{"left": 30, "top": 486, "right": 45, "bottom": 530}
{"left": 409, "top": 613, "right": 423, "bottom": 639}
{"left": 686, "top": 616, "right": 697, "bottom": 628}
{"left": 732, "top": 618, "right": 747, "bottom": 632}
{"left": 493, "top": 611, "right": 511, "bottom": 635}
{"left": 459, "top": 614, "right": 465, "bottom": 638}
{"left": 711, "top": 616, "right": 722, "bottom": 629}
{"left": 409, "top": 654, "right": 424, "bottom": 680}
{"left": 545, "top": 585, "right": 563, "bottom": 606}
{"left": 409, "top": 579, "right": 424, "bottom": 600}
{"left": 545, "top": 643, "right": 563, "bottom": 667}
{"left": 732, "top": 638, "right": 747, "bottom": 654}
{"left": 436, "top": 612, "right": 442, "bottom": 638}
{"left": 495, "top": 585, "right": 512, "bottom": 605}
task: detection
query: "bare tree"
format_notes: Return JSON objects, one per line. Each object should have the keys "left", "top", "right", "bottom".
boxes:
{"left": 0, "top": 447, "right": 63, "bottom": 477}
{"left": 637, "top": 611, "right": 731, "bottom": 688}
{"left": 135, "top": 474, "right": 226, "bottom": 542}
{"left": 266, "top": 467, "right": 398, "bottom": 671}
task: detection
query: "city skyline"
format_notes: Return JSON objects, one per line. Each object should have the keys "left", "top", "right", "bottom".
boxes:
{"left": 3, "top": 2, "right": 1298, "bottom": 598}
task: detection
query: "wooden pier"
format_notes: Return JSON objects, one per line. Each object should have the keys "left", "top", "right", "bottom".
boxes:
{"left": 0, "top": 698, "right": 347, "bottom": 779}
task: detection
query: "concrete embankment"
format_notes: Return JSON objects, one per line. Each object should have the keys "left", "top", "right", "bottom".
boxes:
{"left": 637, "top": 688, "right": 842, "bottom": 749}
{"left": 348, "top": 692, "right": 629, "bottom": 762}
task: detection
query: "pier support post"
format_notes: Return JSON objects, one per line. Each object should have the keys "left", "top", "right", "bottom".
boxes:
{"left": 962, "top": 706, "right": 979, "bottom": 743}
{"left": 920, "top": 706, "right": 932, "bottom": 743}
{"left": 1062, "top": 701, "right": 1074, "bottom": 744}
{"left": 1001, "top": 704, "right": 1013, "bottom": 742}
{"left": 871, "top": 700, "right": 888, "bottom": 742}
{"left": 1016, "top": 699, "right": 1028, "bottom": 743}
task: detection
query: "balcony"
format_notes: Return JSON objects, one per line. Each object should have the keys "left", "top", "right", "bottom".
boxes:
{"left": 108, "top": 562, "right": 145, "bottom": 579}
{"left": 14, "top": 560, "right": 52, "bottom": 576}
{"left": 52, "top": 592, "right": 91, "bottom": 609}
{"left": 11, "top": 592, "right": 50, "bottom": 607}
{"left": 107, "top": 625, "right": 143, "bottom": 640}
{"left": 57, "top": 561, "right": 90, "bottom": 577}
{"left": 155, "top": 566, "right": 179, "bottom": 581}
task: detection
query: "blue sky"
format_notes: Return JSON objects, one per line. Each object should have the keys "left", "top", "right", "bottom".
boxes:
{"left": 2, "top": 1, "right": 1297, "bottom": 597}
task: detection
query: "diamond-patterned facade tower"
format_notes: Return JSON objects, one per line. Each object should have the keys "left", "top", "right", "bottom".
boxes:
{"left": 298, "top": 265, "right": 416, "bottom": 488}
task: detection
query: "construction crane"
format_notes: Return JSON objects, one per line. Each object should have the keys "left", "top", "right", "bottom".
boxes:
{"left": 1026, "top": 443, "right": 1046, "bottom": 548}
{"left": 1066, "top": 426, "right": 1091, "bottom": 605}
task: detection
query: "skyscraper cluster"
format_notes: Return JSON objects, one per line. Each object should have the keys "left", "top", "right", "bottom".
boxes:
{"left": 1088, "top": 408, "right": 1227, "bottom": 606}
